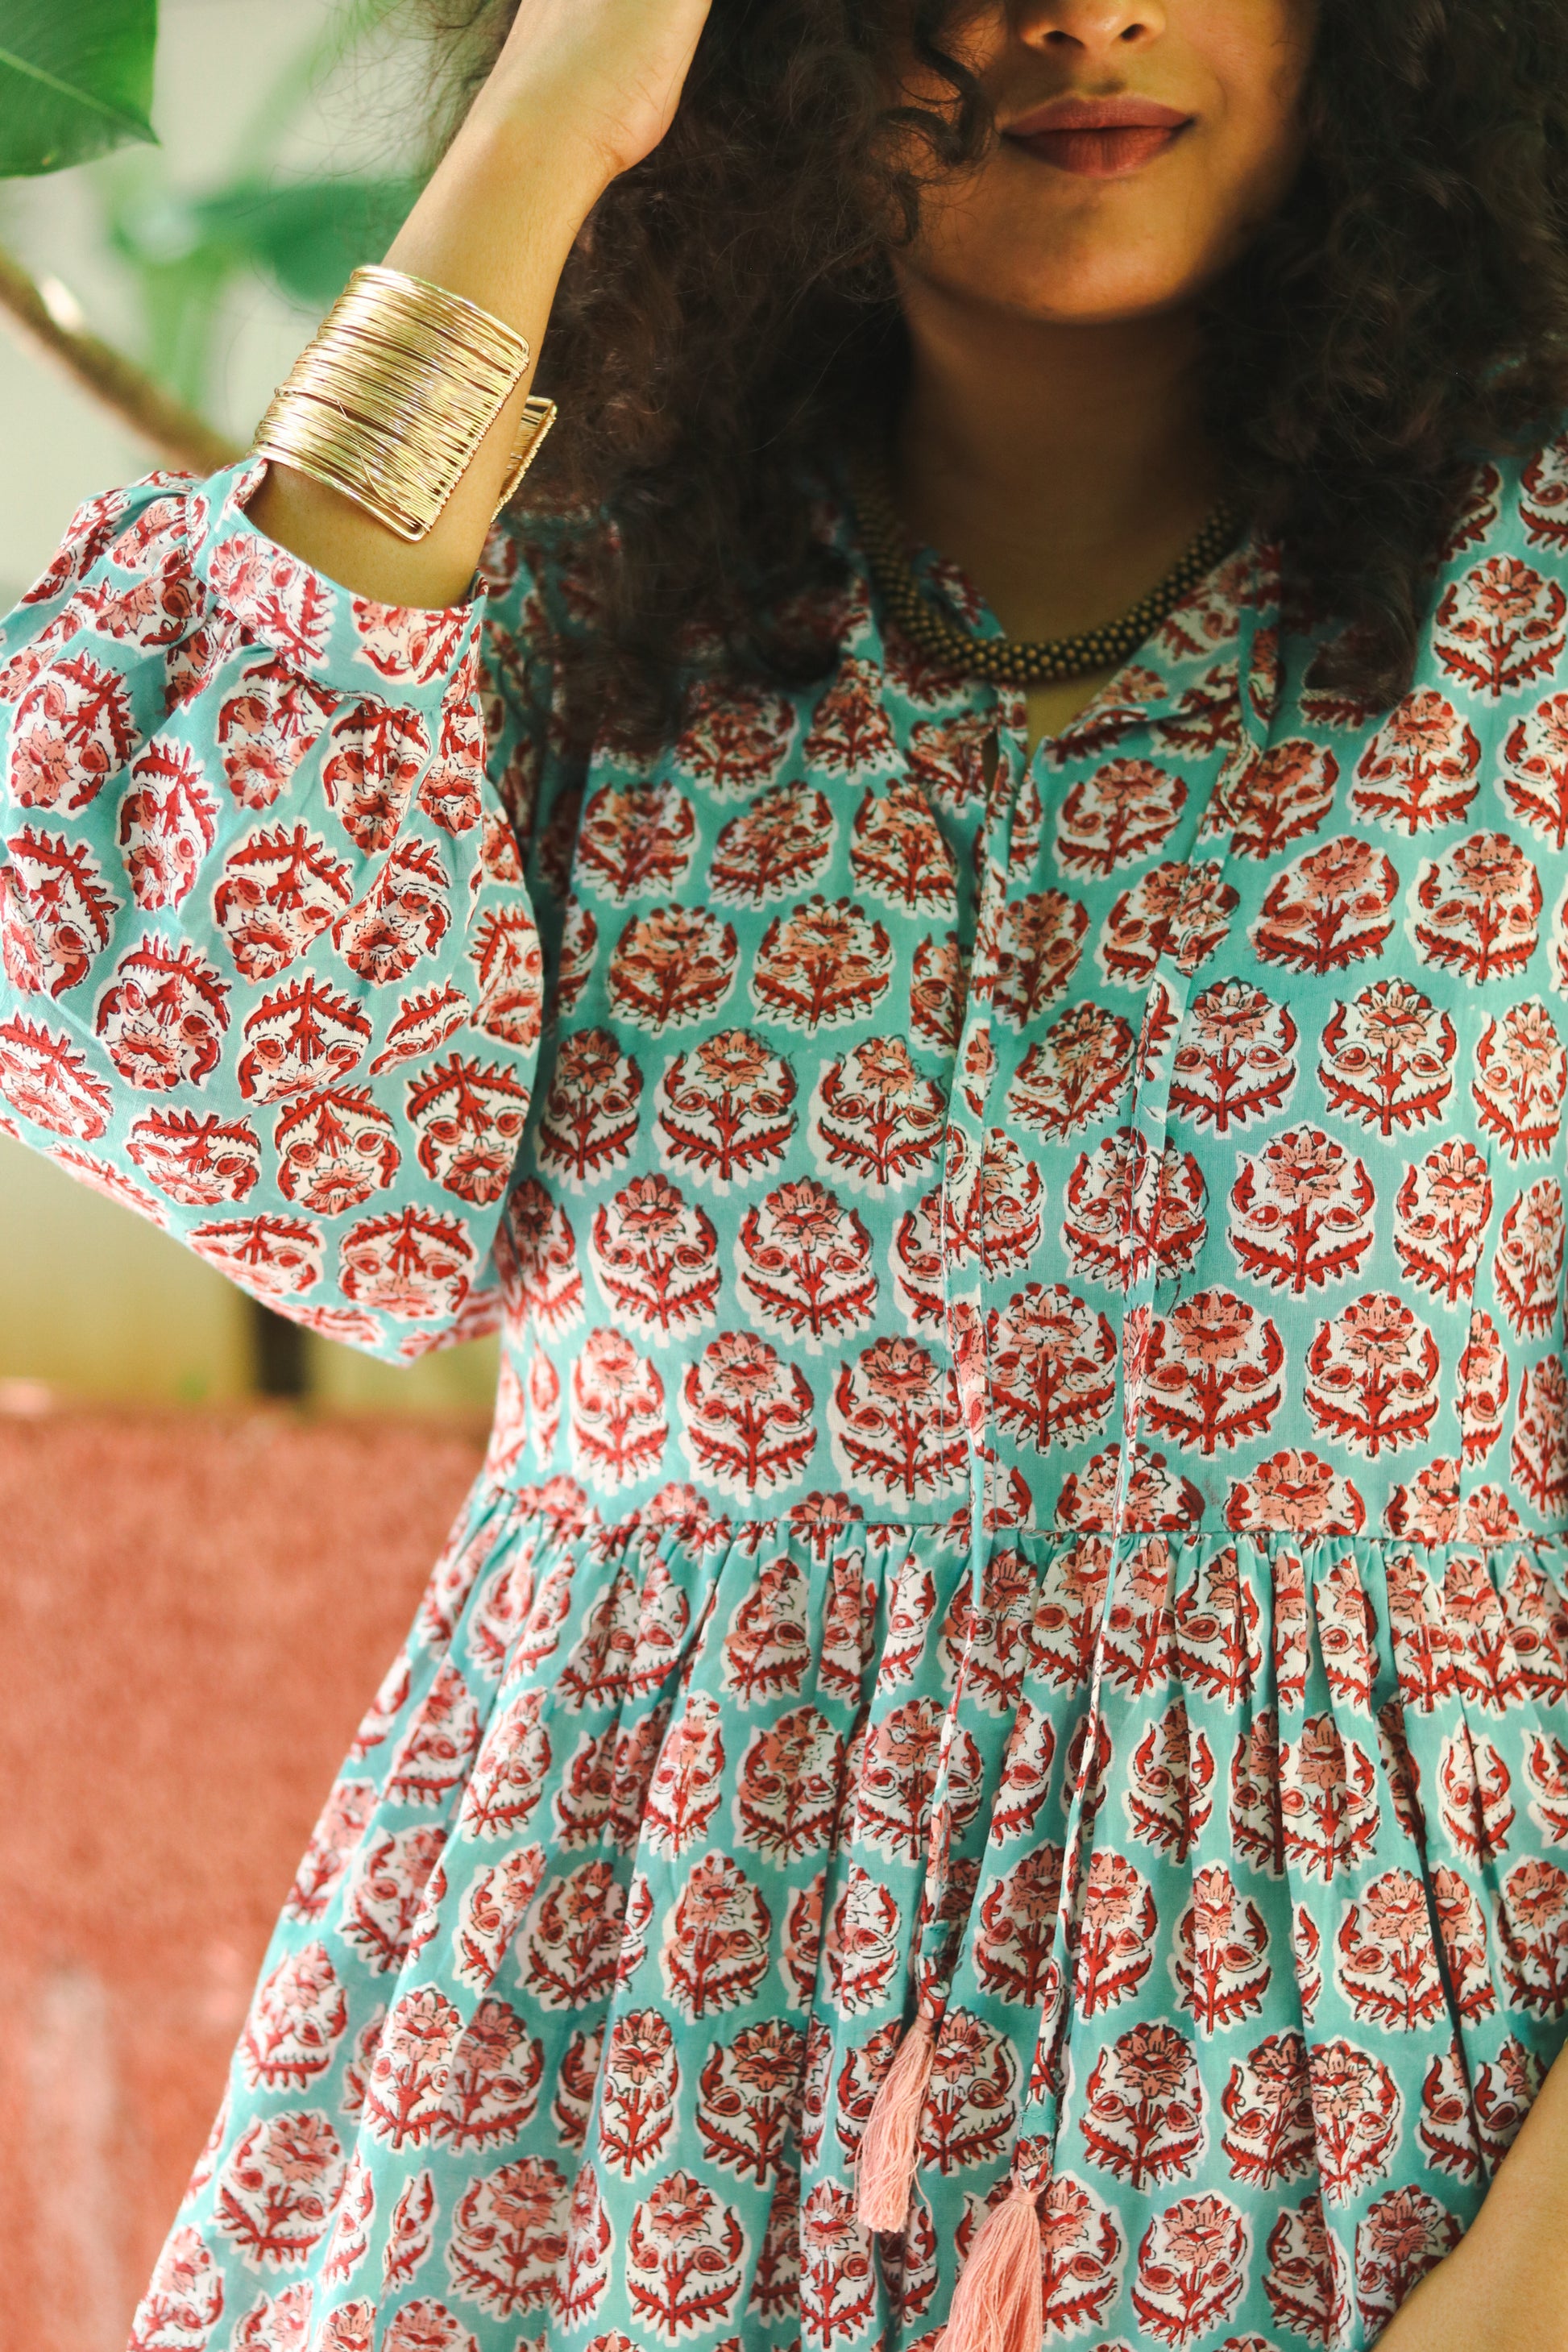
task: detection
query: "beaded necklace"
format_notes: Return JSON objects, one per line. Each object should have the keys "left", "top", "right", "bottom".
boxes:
{"left": 851, "top": 452, "right": 1241, "bottom": 688}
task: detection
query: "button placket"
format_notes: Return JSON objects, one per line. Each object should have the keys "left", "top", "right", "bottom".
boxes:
{"left": 989, "top": 545, "right": 1288, "bottom": 2184}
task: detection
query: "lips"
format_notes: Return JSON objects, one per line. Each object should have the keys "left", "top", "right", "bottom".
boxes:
{"left": 1005, "top": 96, "right": 1193, "bottom": 180}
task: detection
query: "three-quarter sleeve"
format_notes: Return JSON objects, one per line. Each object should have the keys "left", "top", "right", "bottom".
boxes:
{"left": 0, "top": 458, "right": 549, "bottom": 1363}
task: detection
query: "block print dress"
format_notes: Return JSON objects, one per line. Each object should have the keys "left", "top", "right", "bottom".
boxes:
{"left": 3, "top": 438, "right": 1568, "bottom": 2352}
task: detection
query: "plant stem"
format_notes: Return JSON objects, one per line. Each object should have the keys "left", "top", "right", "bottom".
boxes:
{"left": 0, "top": 239, "right": 240, "bottom": 473}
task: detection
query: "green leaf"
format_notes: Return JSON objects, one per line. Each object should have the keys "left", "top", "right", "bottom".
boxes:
{"left": 110, "top": 176, "right": 422, "bottom": 311}
{"left": 0, "top": 0, "right": 158, "bottom": 176}
{"left": 192, "top": 178, "right": 422, "bottom": 308}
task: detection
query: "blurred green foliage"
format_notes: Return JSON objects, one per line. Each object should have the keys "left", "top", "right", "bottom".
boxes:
{"left": 0, "top": 0, "right": 157, "bottom": 176}
{"left": 0, "top": 0, "right": 428, "bottom": 410}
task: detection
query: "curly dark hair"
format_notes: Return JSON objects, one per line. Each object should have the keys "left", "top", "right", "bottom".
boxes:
{"left": 417, "top": 0, "right": 1568, "bottom": 742}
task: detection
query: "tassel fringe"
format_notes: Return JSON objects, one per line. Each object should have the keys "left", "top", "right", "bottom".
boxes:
{"left": 856, "top": 2012, "right": 935, "bottom": 2230}
{"left": 940, "top": 2179, "right": 1043, "bottom": 2352}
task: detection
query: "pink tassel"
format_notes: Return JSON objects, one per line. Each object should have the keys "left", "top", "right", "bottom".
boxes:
{"left": 940, "top": 2180, "right": 1043, "bottom": 2352}
{"left": 857, "top": 2013, "right": 935, "bottom": 2230}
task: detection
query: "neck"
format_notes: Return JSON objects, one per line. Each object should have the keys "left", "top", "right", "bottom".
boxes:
{"left": 890, "top": 272, "right": 1221, "bottom": 645}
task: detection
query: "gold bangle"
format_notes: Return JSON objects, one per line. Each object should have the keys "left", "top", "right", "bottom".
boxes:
{"left": 251, "top": 265, "right": 556, "bottom": 542}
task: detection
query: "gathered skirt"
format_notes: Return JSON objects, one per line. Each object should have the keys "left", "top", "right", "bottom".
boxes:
{"left": 131, "top": 1477, "right": 1568, "bottom": 2352}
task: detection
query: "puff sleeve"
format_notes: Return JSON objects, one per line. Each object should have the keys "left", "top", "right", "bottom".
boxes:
{"left": 0, "top": 458, "right": 550, "bottom": 1363}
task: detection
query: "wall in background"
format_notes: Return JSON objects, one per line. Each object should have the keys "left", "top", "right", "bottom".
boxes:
{"left": 0, "top": 0, "right": 500, "bottom": 1412}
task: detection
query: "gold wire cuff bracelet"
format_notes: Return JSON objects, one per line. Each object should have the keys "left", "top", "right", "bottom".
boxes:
{"left": 251, "top": 265, "right": 558, "bottom": 541}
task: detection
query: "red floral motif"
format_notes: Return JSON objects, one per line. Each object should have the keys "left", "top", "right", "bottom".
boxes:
{"left": 0, "top": 1011, "right": 113, "bottom": 1136}
{"left": 1224, "top": 735, "right": 1338, "bottom": 859}
{"left": 985, "top": 1284, "right": 1118, "bottom": 1455}
{"left": 1280, "top": 1711, "right": 1379, "bottom": 1880}
{"left": 2, "top": 823, "right": 118, "bottom": 995}
{"left": 1124, "top": 1693, "right": 1214, "bottom": 1859}
{"left": 1318, "top": 977, "right": 1457, "bottom": 1141}
{"left": 732, "top": 1176, "right": 876, "bottom": 1350}
{"left": 1218, "top": 2030, "right": 1314, "bottom": 2192}
{"left": 985, "top": 886, "right": 1091, "bottom": 1023}
{"left": 1392, "top": 1137, "right": 1491, "bottom": 1303}
{"left": 1305, "top": 1293, "right": 1440, "bottom": 1457}
{"left": 734, "top": 1703, "right": 842, "bottom": 1864}
{"left": 1354, "top": 2187, "right": 1463, "bottom": 2337}
{"left": 1412, "top": 831, "right": 1541, "bottom": 982}
{"left": 1251, "top": 834, "right": 1397, "bottom": 974}
{"left": 1138, "top": 1291, "right": 1284, "bottom": 1456}
{"left": 591, "top": 1172, "right": 720, "bottom": 1338}
{"left": 338, "top": 1205, "right": 473, "bottom": 1322}
{"left": 9, "top": 650, "right": 136, "bottom": 810}
{"left": 1169, "top": 978, "right": 1296, "bottom": 1134}
{"left": 512, "top": 1857, "right": 625, "bottom": 2014}
{"left": 599, "top": 2009, "right": 681, "bottom": 2179}
{"left": 470, "top": 902, "right": 543, "bottom": 1049}
{"left": 653, "top": 1027, "right": 794, "bottom": 1193}
{"left": 96, "top": 934, "right": 228, "bottom": 1091}
{"left": 270, "top": 1086, "right": 396, "bottom": 1215}
{"left": 214, "top": 2110, "right": 344, "bottom": 2270}
{"left": 338, "top": 1826, "right": 446, "bottom": 1972}
{"left": 446, "top": 2156, "right": 570, "bottom": 2317}
{"left": 802, "top": 654, "right": 898, "bottom": 778}
{"left": 659, "top": 1854, "right": 772, "bottom": 2020}
{"left": 973, "top": 1842, "right": 1064, "bottom": 2006}
{"left": 538, "top": 1027, "right": 642, "bottom": 1191}
{"left": 1132, "top": 2192, "right": 1249, "bottom": 2350}
{"left": 908, "top": 928, "right": 967, "bottom": 1050}
{"left": 1073, "top": 1849, "right": 1158, "bottom": 2016}
{"left": 1174, "top": 1864, "right": 1271, "bottom": 2033}
{"left": 1500, "top": 1854, "right": 1568, "bottom": 2014}
{"left": 239, "top": 1943, "right": 348, "bottom": 2092}
{"left": 1227, "top": 1124, "right": 1375, "bottom": 1292}
{"left": 1459, "top": 1307, "right": 1512, "bottom": 1461}
{"left": 213, "top": 823, "right": 353, "bottom": 981}
{"left": 1512, "top": 1352, "right": 1568, "bottom": 1516}
{"left": 643, "top": 1691, "right": 726, "bottom": 1856}
{"left": 119, "top": 751, "right": 219, "bottom": 938}
{"left": 1433, "top": 554, "right": 1567, "bottom": 695}
{"left": 1081, "top": 2022, "right": 1205, "bottom": 2189}
{"left": 1524, "top": 1729, "right": 1568, "bottom": 1843}
{"left": 321, "top": 703, "right": 429, "bottom": 853}
{"left": 670, "top": 678, "right": 798, "bottom": 799}
{"left": 1063, "top": 1126, "right": 1206, "bottom": 1292}
{"left": 1473, "top": 998, "right": 1568, "bottom": 1159}
{"left": 1501, "top": 691, "right": 1568, "bottom": 846}
{"left": 915, "top": 2008, "right": 1020, "bottom": 2172}
{"left": 1264, "top": 2192, "right": 1351, "bottom": 2349}
{"left": 570, "top": 1328, "right": 667, "bottom": 1491}
{"left": 851, "top": 780, "right": 959, "bottom": 914}
{"left": 752, "top": 895, "right": 891, "bottom": 1031}
{"left": 694, "top": 2017, "right": 803, "bottom": 2184}
{"left": 823, "top": 1863, "right": 900, "bottom": 2016}
{"left": 829, "top": 1334, "right": 966, "bottom": 1501}
{"left": 1055, "top": 757, "right": 1188, "bottom": 875}
{"left": 710, "top": 778, "right": 835, "bottom": 905}
{"left": 1055, "top": 1446, "right": 1204, "bottom": 1534}
{"left": 609, "top": 904, "right": 738, "bottom": 1032}
{"left": 1097, "top": 859, "right": 1238, "bottom": 988}
{"left": 682, "top": 1330, "right": 816, "bottom": 1498}
{"left": 334, "top": 837, "right": 451, "bottom": 988}
{"left": 1495, "top": 1177, "right": 1564, "bottom": 1336}
{"left": 1336, "top": 1869, "right": 1446, "bottom": 2031}
{"left": 1006, "top": 1000, "right": 1135, "bottom": 1140}
{"left": 367, "top": 981, "right": 471, "bottom": 1076}
{"left": 576, "top": 780, "right": 696, "bottom": 902}
{"left": 811, "top": 1033, "right": 944, "bottom": 1192}
{"left": 1350, "top": 691, "right": 1480, "bottom": 834}
{"left": 189, "top": 1211, "right": 322, "bottom": 1303}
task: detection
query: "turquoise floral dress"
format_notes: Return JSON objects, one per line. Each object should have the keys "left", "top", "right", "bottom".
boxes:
{"left": 3, "top": 438, "right": 1568, "bottom": 2352}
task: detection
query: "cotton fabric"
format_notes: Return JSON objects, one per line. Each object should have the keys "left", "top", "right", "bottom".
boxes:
{"left": 3, "top": 445, "right": 1568, "bottom": 2352}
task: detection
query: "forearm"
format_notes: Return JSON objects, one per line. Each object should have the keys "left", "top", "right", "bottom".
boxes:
{"left": 247, "top": 114, "right": 601, "bottom": 613}
{"left": 1377, "top": 2038, "right": 1568, "bottom": 2352}
{"left": 247, "top": 0, "right": 711, "bottom": 610}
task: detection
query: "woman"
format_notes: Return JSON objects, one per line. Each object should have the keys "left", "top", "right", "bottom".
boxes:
{"left": 3, "top": 0, "right": 1566, "bottom": 2344}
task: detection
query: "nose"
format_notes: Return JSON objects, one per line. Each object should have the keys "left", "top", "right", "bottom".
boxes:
{"left": 1013, "top": 0, "right": 1167, "bottom": 55}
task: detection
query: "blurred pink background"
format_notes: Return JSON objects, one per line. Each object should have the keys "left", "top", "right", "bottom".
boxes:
{"left": 0, "top": 1403, "right": 485, "bottom": 2350}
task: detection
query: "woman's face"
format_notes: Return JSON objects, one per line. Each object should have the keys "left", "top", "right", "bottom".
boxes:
{"left": 899, "top": 0, "right": 1316, "bottom": 326}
